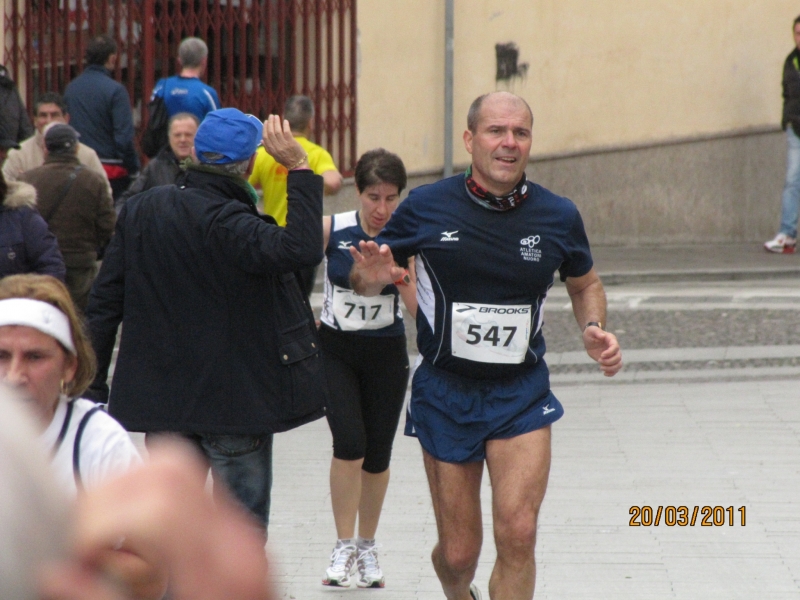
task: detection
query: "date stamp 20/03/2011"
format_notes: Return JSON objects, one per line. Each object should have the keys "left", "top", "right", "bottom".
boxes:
{"left": 629, "top": 506, "right": 746, "bottom": 527}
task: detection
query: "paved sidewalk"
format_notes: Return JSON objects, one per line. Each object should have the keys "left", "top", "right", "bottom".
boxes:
{"left": 591, "top": 243, "right": 800, "bottom": 284}
{"left": 266, "top": 377, "right": 800, "bottom": 599}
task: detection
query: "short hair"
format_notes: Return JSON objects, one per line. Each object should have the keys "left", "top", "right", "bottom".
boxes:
{"left": 168, "top": 112, "right": 200, "bottom": 130}
{"left": 85, "top": 34, "right": 117, "bottom": 66}
{"left": 34, "top": 92, "right": 68, "bottom": 116}
{"left": 200, "top": 159, "right": 251, "bottom": 177}
{"left": 0, "top": 385, "right": 69, "bottom": 599}
{"left": 466, "top": 92, "right": 534, "bottom": 133}
{"left": 354, "top": 148, "right": 407, "bottom": 194}
{"left": 0, "top": 275, "right": 97, "bottom": 398}
{"left": 284, "top": 95, "right": 314, "bottom": 133}
{"left": 178, "top": 37, "right": 208, "bottom": 69}
{"left": 794, "top": 14, "right": 800, "bottom": 27}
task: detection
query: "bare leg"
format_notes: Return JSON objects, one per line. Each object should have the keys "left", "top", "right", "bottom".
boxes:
{"left": 357, "top": 468, "right": 390, "bottom": 539}
{"left": 423, "top": 450, "right": 484, "bottom": 600}
{"left": 485, "top": 426, "right": 552, "bottom": 600}
{"left": 330, "top": 457, "right": 364, "bottom": 539}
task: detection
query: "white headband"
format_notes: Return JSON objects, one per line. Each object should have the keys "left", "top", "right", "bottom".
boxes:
{"left": 0, "top": 299, "right": 76, "bottom": 354}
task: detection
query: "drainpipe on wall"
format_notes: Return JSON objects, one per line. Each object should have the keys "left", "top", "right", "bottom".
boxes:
{"left": 444, "top": 0, "right": 454, "bottom": 178}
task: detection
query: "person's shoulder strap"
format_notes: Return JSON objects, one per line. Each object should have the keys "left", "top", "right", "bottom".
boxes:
{"left": 51, "top": 398, "right": 76, "bottom": 455}
{"left": 72, "top": 403, "right": 104, "bottom": 490}
{"left": 41, "top": 164, "right": 84, "bottom": 223}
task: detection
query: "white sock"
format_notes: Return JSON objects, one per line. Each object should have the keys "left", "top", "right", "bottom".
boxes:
{"left": 357, "top": 536, "right": 375, "bottom": 548}
{"left": 338, "top": 537, "right": 357, "bottom": 547}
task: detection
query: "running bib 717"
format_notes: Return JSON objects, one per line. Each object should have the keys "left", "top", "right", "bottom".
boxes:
{"left": 450, "top": 302, "right": 531, "bottom": 364}
{"left": 333, "top": 285, "right": 395, "bottom": 331}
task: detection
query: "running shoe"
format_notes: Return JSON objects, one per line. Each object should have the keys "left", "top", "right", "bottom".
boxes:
{"left": 764, "top": 233, "right": 797, "bottom": 254}
{"left": 356, "top": 543, "right": 385, "bottom": 588}
{"left": 469, "top": 582, "right": 483, "bottom": 599}
{"left": 322, "top": 541, "right": 357, "bottom": 587}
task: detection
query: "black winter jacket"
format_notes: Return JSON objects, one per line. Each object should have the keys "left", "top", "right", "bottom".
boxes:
{"left": 119, "top": 147, "right": 184, "bottom": 205}
{"left": 0, "top": 181, "right": 66, "bottom": 280}
{"left": 782, "top": 48, "right": 800, "bottom": 134}
{"left": 85, "top": 167, "right": 327, "bottom": 434}
{"left": 0, "top": 65, "right": 34, "bottom": 144}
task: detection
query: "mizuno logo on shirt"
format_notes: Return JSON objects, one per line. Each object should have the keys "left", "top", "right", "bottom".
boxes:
{"left": 440, "top": 230, "right": 459, "bottom": 241}
{"left": 542, "top": 404, "right": 555, "bottom": 415}
{"left": 338, "top": 241, "right": 353, "bottom": 249}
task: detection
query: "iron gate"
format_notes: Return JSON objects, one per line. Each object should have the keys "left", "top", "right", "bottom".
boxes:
{"left": 3, "top": 0, "right": 357, "bottom": 173}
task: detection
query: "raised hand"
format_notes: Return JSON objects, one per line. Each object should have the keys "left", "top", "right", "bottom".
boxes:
{"left": 261, "top": 114, "right": 308, "bottom": 170}
{"left": 349, "top": 240, "right": 405, "bottom": 296}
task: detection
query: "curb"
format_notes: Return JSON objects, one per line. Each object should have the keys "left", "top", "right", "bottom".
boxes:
{"left": 597, "top": 267, "right": 800, "bottom": 285}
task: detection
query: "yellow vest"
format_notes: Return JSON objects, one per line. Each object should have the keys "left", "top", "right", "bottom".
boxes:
{"left": 247, "top": 136, "right": 337, "bottom": 226}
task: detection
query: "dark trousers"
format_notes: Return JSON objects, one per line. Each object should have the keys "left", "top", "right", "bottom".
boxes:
{"left": 146, "top": 431, "right": 274, "bottom": 540}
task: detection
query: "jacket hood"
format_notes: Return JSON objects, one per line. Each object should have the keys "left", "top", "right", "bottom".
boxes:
{"left": 2, "top": 180, "right": 37, "bottom": 209}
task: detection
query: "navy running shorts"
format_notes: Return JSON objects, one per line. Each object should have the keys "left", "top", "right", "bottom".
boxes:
{"left": 404, "top": 359, "right": 564, "bottom": 463}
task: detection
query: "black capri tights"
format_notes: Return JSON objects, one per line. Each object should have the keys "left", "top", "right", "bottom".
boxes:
{"left": 320, "top": 325, "right": 410, "bottom": 474}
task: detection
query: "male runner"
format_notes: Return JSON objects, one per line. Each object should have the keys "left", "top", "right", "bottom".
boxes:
{"left": 350, "top": 91, "right": 622, "bottom": 600}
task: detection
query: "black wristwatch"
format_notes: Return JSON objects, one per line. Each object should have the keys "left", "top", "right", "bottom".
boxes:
{"left": 584, "top": 321, "right": 603, "bottom": 331}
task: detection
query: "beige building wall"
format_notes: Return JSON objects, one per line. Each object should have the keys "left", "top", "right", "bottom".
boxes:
{"left": 356, "top": 1, "right": 444, "bottom": 173}
{"left": 358, "top": 0, "right": 798, "bottom": 171}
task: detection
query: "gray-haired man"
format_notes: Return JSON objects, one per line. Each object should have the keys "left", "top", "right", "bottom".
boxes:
{"left": 150, "top": 37, "right": 220, "bottom": 122}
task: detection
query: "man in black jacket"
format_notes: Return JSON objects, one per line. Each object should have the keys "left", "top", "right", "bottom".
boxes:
{"left": 0, "top": 64, "right": 34, "bottom": 146}
{"left": 765, "top": 14, "right": 800, "bottom": 254}
{"left": 64, "top": 35, "right": 140, "bottom": 202}
{"left": 85, "top": 108, "right": 326, "bottom": 537}
{"left": 118, "top": 112, "right": 199, "bottom": 208}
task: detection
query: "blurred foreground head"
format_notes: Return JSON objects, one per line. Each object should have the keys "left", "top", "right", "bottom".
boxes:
{"left": 0, "top": 383, "right": 69, "bottom": 599}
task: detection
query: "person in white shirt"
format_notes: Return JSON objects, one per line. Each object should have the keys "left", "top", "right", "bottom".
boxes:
{"left": 0, "top": 273, "right": 165, "bottom": 599}
{"left": 0, "top": 386, "right": 277, "bottom": 600}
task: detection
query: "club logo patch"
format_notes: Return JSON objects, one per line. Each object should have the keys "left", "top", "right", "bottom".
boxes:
{"left": 520, "top": 235, "right": 542, "bottom": 262}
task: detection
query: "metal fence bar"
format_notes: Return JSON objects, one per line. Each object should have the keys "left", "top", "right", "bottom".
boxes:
{"left": 337, "top": 0, "right": 345, "bottom": 168}
{"left": 4, "top": 0, "right": 357, "bottom": 174}
{"left": 349, "top": 0, "right": 356, "bottom": 169}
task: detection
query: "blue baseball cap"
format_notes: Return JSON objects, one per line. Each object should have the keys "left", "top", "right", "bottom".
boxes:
{"left": 194, "top": 108, "right": 264, "bottom": 164}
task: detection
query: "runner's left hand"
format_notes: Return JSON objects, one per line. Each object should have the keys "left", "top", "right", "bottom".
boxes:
{"left": 583, "top": 328, "right": 622, "bottom": 377}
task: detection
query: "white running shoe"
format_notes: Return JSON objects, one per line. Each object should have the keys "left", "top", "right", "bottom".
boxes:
{"left": 356, "top": 543, "right": 385, "bottom": 588}
{"left": 322, "top": 541, "right": 357, "bottom": 587}
{"left": 469, "top": 582, "right": 483, "bottom": 599}
{"left": 764, "top": 233, "right": 797, "bottom": 254}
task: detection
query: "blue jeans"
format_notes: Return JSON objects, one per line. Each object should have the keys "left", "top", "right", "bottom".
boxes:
{"left": 146, "top": 432, "right": 274, "bottom": 536}
{"left": 780, "top": 125, "right": 800, "bottom": 238}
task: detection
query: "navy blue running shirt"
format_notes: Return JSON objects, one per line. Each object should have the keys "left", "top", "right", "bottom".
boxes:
{"left": 376, "top": 174, "right": 593, "bottom": 380}
{"left": 322, "top": 210, "right": 405, "bottom": 337}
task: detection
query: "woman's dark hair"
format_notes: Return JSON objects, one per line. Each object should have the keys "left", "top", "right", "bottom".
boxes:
{"left": 354, "top": 148, "right": 407, "bottom": 194}
{"left": 0, "top": 169, "right": 7, "bottom": 201}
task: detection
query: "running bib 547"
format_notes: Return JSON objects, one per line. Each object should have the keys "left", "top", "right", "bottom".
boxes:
{"left": 333, "top": 285, "right": 395, "bottom": 331}
{"left": 450, "top": 302, "right": 531, "bottom": 364}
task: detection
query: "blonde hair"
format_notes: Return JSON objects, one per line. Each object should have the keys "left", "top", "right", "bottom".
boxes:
{"left": 0, "top": 275, "right": 97, "bottom": 397}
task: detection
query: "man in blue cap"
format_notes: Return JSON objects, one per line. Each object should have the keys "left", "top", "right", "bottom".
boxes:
{"left": 85, "top": 108, "right": 327, "bottom": 537}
